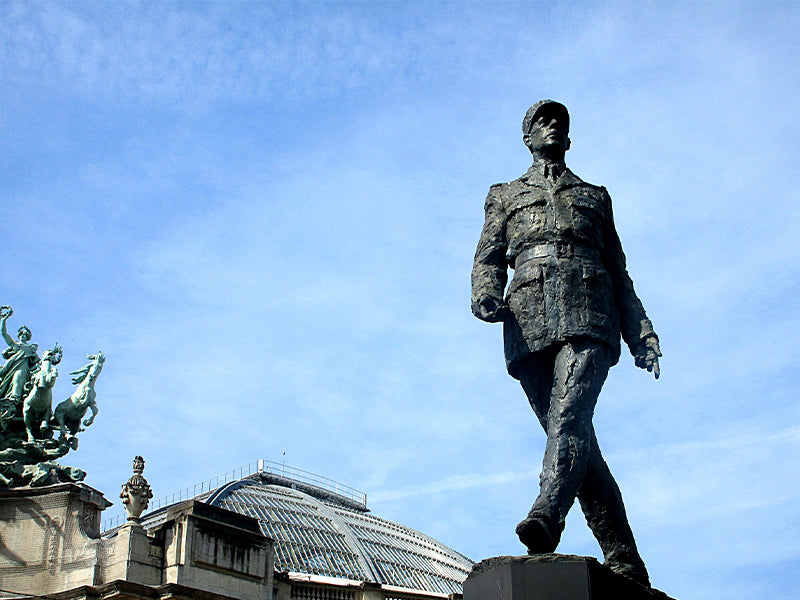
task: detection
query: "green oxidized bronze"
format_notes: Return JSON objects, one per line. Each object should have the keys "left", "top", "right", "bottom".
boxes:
{"left": 0, "top": 306, "right": 104, "bottom": 487}
{"left": 0, "top": 306, "right": 39, "bottom": 430}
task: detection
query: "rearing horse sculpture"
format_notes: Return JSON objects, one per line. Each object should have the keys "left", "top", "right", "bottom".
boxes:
{"left": 22, "top": 345, "right": 62, "bottom": 443}
{"left": 53, "top": 351, "right": 104, "bottom": 443}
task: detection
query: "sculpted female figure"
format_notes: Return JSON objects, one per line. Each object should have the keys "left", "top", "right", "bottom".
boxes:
{"left": 0, "top": 307, "right": 40, "bottom": 429}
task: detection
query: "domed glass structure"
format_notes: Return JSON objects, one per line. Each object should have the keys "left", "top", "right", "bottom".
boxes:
{"left": 135, "top": 460, "right": 473, "bottom": 596}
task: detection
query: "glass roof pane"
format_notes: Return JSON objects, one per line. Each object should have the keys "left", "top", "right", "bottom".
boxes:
{"left": 167, "top": 475, "right": 474, "bottom": 594}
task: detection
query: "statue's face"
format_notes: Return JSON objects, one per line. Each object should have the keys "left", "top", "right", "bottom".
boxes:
{"left": 18, "top": 329, "right": 31, "bottom": 342}
{"left": 524, "top": 110, "right": 570, "bottom": 156}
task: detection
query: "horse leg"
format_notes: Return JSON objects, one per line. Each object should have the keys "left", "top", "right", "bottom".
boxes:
{"left": 55, "top": 411, "right": 68, "bottom": 442}
{"left": 23, "top": 403, "right": 37, "bottom": 443}
{"left": 41, "top": 406, "right": 53, "bottom": 437}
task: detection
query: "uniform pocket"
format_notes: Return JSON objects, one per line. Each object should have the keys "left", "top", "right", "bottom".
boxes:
{"left": 507, "top": 261, "right": 546, "bottom": 325}
{"left": 570, "top": 195, "right": 605, "bottom": 241}
{"left": 508, "top": 261, "right": 542, "bottom": 295}
{"left": 581, "top": 264, "right": 614, "bottom": 327}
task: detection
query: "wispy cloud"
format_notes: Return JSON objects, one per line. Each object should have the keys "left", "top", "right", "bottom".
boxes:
{"left": 371, "top": 468, "right": 537, "bottom": 503}
{"left": 2, "top": 3, "right": 799, "bottom": 599}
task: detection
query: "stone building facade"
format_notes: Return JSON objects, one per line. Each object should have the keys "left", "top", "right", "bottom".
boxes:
{"left": 0, "top": 461, "right": 470, "bottom": 600}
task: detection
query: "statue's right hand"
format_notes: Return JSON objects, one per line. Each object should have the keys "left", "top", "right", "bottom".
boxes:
{"left": 633, "top": 335, "right": 661, "bottom": 379}
{"left": 472, "top": 296, "right": 509, "bottom": 323}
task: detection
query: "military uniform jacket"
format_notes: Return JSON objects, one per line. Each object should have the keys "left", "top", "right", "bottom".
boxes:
{"left": 471, "top": 165, "right": 654, "bottom": 378}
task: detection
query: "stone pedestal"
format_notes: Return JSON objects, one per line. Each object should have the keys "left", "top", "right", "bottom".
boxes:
{"left": 156, "top": 500, "right": 274, "bottom": 600}
{"left": 0, "top": 482, "right": 112, "bottom": 596}
{"left": 1, "top": 485, "right": 274, "bottom": 600}
{"left": 96, "top": 522, "right": 163, "bottom": 587}
{"left": 463, "top": 555, "right": 676, "bottom": 600}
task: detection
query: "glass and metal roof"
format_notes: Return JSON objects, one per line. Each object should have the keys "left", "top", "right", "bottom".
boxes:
{"left": 126, "top": 460, "right": 473, "bottom": 595}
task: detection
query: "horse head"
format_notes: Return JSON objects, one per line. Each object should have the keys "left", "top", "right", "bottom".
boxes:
{"left": 70, "top": 351, "right": 104, "bottom": 386}
{"left": 42, "top": 344, "right": 63, "bottom": 366}
{"left": 87, "top": 351, "right": 104, "bottom": 382}
{"left": 33, "top": 344, "right": 62, "bottom": 389}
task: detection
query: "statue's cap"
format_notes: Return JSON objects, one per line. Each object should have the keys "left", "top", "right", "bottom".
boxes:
{"left": 523, "top": 100, "right": 569, "bottom": 134}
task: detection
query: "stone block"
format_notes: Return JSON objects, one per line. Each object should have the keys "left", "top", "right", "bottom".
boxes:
{"left": 463, "top": 555, "right": 677, "bottom": 600}
{"left": 155, "top": 499, "right": 274, "bottom": 600}
{"left": 0, "top": 483, "right": 111, "bottom": 596}
{"left": 95, "top": 522, "right": 163, "bottom": 587}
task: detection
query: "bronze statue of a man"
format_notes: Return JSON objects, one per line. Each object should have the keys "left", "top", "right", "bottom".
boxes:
{"left": 471, "top": 100, "right": 661, "bottom": 586}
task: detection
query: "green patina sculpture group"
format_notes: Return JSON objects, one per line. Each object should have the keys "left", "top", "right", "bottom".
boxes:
{"left": 0, "top": 306, "right": 104, "bottom": 487}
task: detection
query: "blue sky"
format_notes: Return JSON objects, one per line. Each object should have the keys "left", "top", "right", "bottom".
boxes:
{"left": 2, "top": 2, "right": 799, "bottom": 598}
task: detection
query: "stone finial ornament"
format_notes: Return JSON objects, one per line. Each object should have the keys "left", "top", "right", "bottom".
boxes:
{"left": 121, "top": 455, "right": 153, "bottom": 523}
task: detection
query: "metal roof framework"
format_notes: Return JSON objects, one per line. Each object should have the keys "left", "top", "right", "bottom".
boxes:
{"left": 215, "top": 475, "right": 472, "bottom": 595}
{"left": 133, "top": 462, "right": 473, "bottom": 596}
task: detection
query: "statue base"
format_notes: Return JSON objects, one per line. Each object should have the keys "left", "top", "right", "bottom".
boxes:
{"left": 463, "top": 555, "right": 677, "bottom": 600}
{"left": 0, "top": 482, "right": 111, "bottom": 596}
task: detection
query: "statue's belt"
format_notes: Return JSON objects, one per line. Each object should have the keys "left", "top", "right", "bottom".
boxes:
{"left": 513, "top": 242, "right": 599, "bottom": 266}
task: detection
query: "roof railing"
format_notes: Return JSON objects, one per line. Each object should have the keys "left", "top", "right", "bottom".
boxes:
{"left": 101, "top": 458, "right": 367, "bottom": 532}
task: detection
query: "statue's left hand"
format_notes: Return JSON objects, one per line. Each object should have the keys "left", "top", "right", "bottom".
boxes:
{"left": 471, "top": 295, "right": 510, "bottom": 323}
{"left": 634, "top": 335, "right": 661, "bottom": 379}
{"left": 83, "top": 417, "right": 94, "bottom": 427}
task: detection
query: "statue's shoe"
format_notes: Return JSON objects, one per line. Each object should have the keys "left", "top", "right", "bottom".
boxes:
{"left": 606, "top": 558, "right": 651, "bottom": 588}
{"left": 515, "top": 517, "right": 558, "bottom": 554}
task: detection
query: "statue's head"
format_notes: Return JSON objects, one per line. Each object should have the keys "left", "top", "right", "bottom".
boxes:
{"left": 43, "top": 345, "right": 62, "bottom": 365}
{"left": 17, "top": 326, "right": 31, "bottom": 342}
{"left": 522, "top": 100, "right": 571, "bottom": 158}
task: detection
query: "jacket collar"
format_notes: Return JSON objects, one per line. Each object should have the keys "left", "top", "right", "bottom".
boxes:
{"left": 520, "top": 164, "right": 584, "bottom": 193}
